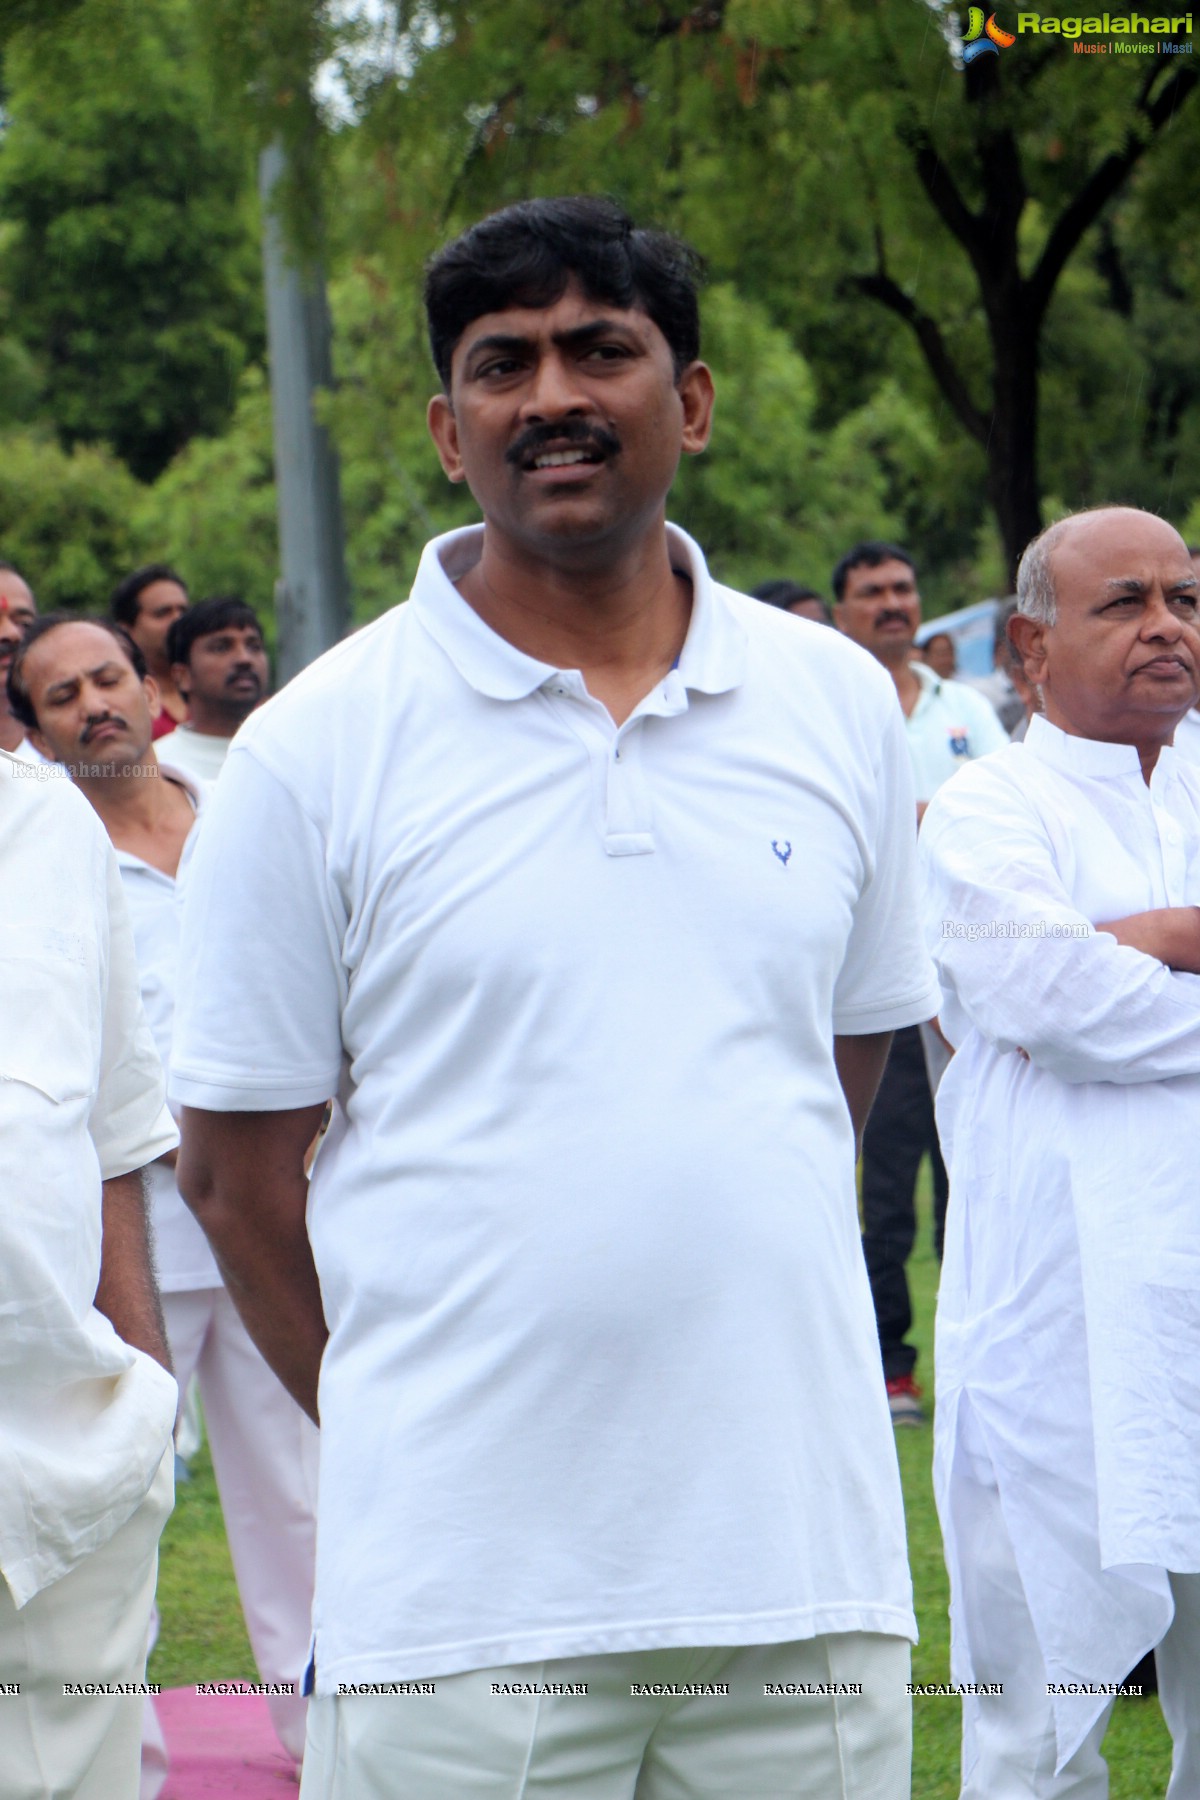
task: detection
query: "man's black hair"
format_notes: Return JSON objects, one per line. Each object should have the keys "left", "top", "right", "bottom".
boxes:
{"left": 110, "top": 563, "right": 189, "bottom": 627}
{"left": 751, "top": 579, "right": 827, "bottom": 608}
{"left": 831, "top": 542, "right": 917, "bottom": 602}
{"left": 7, "top": 614, "right": 146, "bottom": 731}
{"left": 168, "top": 596, "right": 263, "bottom": 669}
{"left": 424, "top": 196, "right": 705, "bottom": 388}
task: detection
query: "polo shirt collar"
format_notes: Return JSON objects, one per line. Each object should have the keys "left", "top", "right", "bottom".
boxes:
{"left": 409, "top": 523, "right": 747, "bottom": 702}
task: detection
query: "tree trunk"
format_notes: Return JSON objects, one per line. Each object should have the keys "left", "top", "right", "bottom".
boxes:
{"left": 984, "top": 306, "right": 1043, "bottom": 589}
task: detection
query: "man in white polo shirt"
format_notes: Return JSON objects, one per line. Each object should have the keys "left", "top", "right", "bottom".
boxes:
{"left": 834, "top": 542, "right": 1008, "bottom": 1425}
{"left": 0, "top": 727, "right": 177, "bottom": 1798}
{"left": 172, "top": 195, "right": 939, "bottom": 1800}
{"left": 8, "top": 613, "right": 319, "bottom": 1775}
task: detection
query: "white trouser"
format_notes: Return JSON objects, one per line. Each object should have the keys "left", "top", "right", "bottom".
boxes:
{"left": 1, "top": 1448, "right": 172, "bottom": 1800}
{"left": 300, "top": 1635, "right": 912, "bottom": 1800}
{"left": 157, "top": 1286, "right": 319, "bottom": 1760}
{"left": 948, "top": 1419, "right": 1200, "bottom": 1798}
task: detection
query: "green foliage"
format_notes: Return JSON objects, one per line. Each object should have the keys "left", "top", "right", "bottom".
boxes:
{"left": 0, "top": 429, "right": 140, "bottom": 609}
{"left": 131, "top": 370, "right": 280, "bottom": 612}
{"left": 0, "top": 0, "right": 263, "bottom": 480}
{"left": 320, "top": 259, "right": 476, "bottom": 617}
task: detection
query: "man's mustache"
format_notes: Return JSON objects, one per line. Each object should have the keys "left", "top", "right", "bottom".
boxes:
{"left": 81, "top": 713, "right": 127, "bottom": 743}
{"left": 876, "top": 611, "right": 912, "bottom": 629}
{"left": 505, "top": 419, "right": 621, "bottom": 469}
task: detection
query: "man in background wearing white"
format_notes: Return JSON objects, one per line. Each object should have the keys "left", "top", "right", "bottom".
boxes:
{"left": 159, "top": 596, "right": 270, "bottom": 782}
{"left": 921, "top": 506, "right": 1200, "bottom": 1797}
{"left": 0, "top": 560, "right": 45, "bottom": 761}
{"left": 834, "top": 541, "right": 1007, "bottom": 1424}
{"left": 10, "top": 613, "right": 318, "bottom": 1774}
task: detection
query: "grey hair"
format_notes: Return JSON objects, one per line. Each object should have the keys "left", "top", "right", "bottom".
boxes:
{"left": 1016, "top": 517, "right": 1077, "bottom": 626}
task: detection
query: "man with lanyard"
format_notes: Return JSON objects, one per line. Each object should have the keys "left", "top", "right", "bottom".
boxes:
{"left": 834, "top": 542, "right": 1007, "bottom": 1424}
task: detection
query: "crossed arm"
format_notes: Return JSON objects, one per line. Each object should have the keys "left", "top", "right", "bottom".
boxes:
{"left": 1099, "top": 906, "right": 1200, "bottom": 971}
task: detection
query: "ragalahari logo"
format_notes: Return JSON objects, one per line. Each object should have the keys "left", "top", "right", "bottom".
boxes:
{"left": 962, "top": 7, "right": 1018, "bottom": 58}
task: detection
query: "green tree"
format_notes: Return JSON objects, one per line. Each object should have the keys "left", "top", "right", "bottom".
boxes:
{"left": 0, "top": 430, "right": 140, "bottom": 608}
{"left": 269, "top": 0, "right": 1198, "bottom": 581}
{"left": 0, "top": 0, "right": 263, "bottom": 480}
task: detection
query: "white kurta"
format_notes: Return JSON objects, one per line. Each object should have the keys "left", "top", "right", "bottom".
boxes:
{"left": 920, "top": 714, "right": 1200, "bottom": 1766}
{"left": 0, "top": 752, "right": 178, "bottom": 1608}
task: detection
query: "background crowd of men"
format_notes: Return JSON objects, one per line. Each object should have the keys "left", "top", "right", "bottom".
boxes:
{"left": 3, "top": 193, "right": 1200, "bottom": 1800}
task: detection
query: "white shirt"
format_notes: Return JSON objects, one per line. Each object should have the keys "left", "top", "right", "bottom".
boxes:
{"left": 115, "top": 763, "right": 219, "bottom": 1292}
{"left": 10, "top": 735, "right": 49, "bottom": 764}
{"left": 155, "top": 723, "right": 233, "bottom": 784}
{"left": 920, "top": 715, "right": 1200, "bottom": 1763}
{"left": 906, "top": 661, "right": 1010, "bottom": 801}
{"left": 1171, "top": 704, "right": 1200, "bottom": 765}
{"left": 171, "top": 524, "right": 940, "bottom": 1692}
{"left": 0, "top": 751, "right": 178, "bottom": 1608}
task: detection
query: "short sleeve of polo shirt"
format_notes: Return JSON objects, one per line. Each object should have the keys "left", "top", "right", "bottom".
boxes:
{"left": 91, "top": 841, "right": 179, "bottom": 1178}
{"left": 170, "top": 749, "right": 346, "bottom": 1111}
{"left": 831, "top": 696, "right": 940, "bottom": 1035}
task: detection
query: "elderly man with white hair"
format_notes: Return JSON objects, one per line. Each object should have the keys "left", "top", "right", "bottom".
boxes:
{"left": 919, "top": 506, "right": 1200, "bottom": 1798}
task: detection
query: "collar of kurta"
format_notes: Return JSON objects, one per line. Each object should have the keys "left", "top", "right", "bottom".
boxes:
{"left": 409, "top": 522, "right": 748, "bottom": 703}
{"left": 1025, "top": 711, "right": 1180, "bottom": 784}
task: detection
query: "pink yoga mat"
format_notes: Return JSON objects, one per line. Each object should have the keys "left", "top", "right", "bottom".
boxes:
{"left": 155, "top": 1686, "right": 301, "bottom": 1797}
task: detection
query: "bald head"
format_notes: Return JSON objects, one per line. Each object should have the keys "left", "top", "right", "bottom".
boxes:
{"left": 1017, "top": 508, "right": 1192, "bottom": 627}
{"left": 1010, "top": 507, "right": 1199, "bottom": 765}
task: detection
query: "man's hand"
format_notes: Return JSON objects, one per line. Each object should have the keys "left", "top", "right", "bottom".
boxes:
{"left": 1097, "top": 906, "right": 1200, "bottom": 973}
{"left": 95, "top": 1170, "right": 172, "bottom": 1374}
{"left": 178, "top": 1104, "right": 329, "bottom": 1424}
{"left": 834, "top": 1030, "right": 894, "bottom": 1159}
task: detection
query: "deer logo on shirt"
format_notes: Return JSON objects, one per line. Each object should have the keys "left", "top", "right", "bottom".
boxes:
{"left": 772, "top": 839, "right": 793, "bottom": 868}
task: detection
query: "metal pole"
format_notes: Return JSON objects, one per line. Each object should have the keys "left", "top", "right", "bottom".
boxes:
{"left": 259, "top": 141, "right": 350, "bottom": 684}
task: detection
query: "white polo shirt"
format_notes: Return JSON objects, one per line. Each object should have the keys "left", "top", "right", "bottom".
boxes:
{"left": 0, "top": 752, "right": 178, "bottom": 1608}
{"left": 906, "top": 660, "right": 1010, "bottom": 802}
{"left": 115, "top": 763, "right": 219, "bottom": 1293}
{"left": 171, "top": 524, "right": 940, "bottom": 1692}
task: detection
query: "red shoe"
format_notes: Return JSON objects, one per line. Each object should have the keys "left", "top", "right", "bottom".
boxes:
{"left": 886, "top": 1374, "right": 926, "bottom": 1427}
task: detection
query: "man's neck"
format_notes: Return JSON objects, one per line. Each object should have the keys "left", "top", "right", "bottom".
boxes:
{"left": 78, "top": 758, "right": 193, "bottom": 876}
{"left": 179, "top": 711, "right": 235, "bottom": 741}
{"left": 1040, "top": 702, "right": 1172, "bottom": 787}
{"left": 456, "top": 526, "right": 691, "bottom": 726}
{"left": 878, "top": 650, "right": 921, "bottom": 718}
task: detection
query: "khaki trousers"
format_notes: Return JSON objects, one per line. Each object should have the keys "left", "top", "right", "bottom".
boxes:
{"left": 300, "top": 1634, "right": 912, "bottom": 1799}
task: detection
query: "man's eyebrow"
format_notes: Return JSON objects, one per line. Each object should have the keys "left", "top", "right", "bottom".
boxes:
{"left": 44, "top": 660, "right": 125, "bottom": 698}
{"left": 464, "top": 318, "right": 641, "bottom": 365}
{"left": 1100, "top": 572, "right": 1199, "bottom": 595}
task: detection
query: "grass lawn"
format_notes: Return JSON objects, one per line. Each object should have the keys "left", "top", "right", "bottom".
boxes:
{"left": 149, "top": 1163, "right": 1174, "bottom": 1792}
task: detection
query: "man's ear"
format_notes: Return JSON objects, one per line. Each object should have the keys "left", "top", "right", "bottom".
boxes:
{"left": 143, "top": 674, "right": 161, "bottom": 717}
{"left": 677, "top": 361, "right": 715, "bottom": 457}
{"left": 427, "top": 393, "right": 467, "bottom": 484}
{"left": 171, "top": 662, "right": 191, "bottom": 701}
{"left": 1007, "top": 612, "right": 1048, "bottom": 688}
